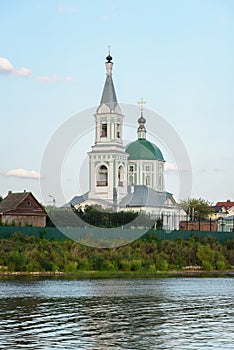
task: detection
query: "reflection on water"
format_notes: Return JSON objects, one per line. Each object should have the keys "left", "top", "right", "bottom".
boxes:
{"left": 0, "top": 278, "right": 233, "bottom": 349}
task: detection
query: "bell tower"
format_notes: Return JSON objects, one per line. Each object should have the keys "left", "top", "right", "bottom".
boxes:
{"left": 88, "top": 51, "right": 128, "bottom": 204}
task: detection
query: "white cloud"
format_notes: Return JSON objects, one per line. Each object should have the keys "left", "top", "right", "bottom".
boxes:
{"left": 213, "top": 167, "right": 226, "bottom": 173}
{"left": 0, "top": 57, "right": 31, "bottom": 77}
{"left": 165, "top": 162, "right": 191, "bottom": 173}
{"left": 0, "top": 56, "right": 72, "bottom": 82}
{"left": 36, "top": 75, "right": 60, "bottom": 83}
{"left": 164, "top": 163, "right": 178, "bottom": 172}
{"left": 15, "top": 66, "right": 32, "bottom": 77}
{"left": 0, "top": 57, "right": 14, "bottom": 73}
{"left": 65, "top": 76, "right": 73, "bottom": 82}
{"left": 2, "top": 168, "right": 41, "bottom": 179}
{"left": 36, "top": 75, "right": 73, "bottom": 83}
{"left": 198, "top": 167, "right": 227, "bottom": 174}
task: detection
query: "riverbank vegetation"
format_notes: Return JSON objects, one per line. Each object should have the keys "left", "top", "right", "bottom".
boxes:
{"left": 0, "top": 233, "right": 233, "bottom": 274}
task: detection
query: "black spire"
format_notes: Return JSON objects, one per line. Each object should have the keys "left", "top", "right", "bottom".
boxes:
{"left": 106, "top": 54, "right": 112, "bottom": 62}
{"left": 106, "top": 45, "right": 112, "bottom": 62}
{"left": 137, "top": 98, "right": 147, "bottom": 139}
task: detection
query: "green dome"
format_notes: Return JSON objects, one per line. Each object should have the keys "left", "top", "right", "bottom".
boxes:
{"left": 126, "top": 139, "right": 164, "bottom": 161}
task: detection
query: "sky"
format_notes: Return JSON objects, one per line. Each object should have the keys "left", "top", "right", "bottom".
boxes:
{"left": 0, "top": 0, "right": 234, "bottom": 206}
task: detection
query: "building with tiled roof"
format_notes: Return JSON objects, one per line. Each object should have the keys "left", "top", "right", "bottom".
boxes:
{"left": 215, "top": 200, "right": 234, "bottom": 210}
{"left": 209, "top": 200, "right": 234, "bottom": 220}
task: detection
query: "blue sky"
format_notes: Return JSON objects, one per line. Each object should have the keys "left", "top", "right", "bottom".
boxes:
{"left": 0, "top": 0, "right": 233, "bottom": 205}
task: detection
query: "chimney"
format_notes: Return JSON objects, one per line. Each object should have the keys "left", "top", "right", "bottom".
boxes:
{"left": 8, "top": 190, "right": 12, "bottom": 195}
{"left": 227, "top": 199, "right": 231, "bottom": 202}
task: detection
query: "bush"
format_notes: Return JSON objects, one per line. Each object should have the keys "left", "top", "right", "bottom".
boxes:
{"left": 41, "top": 260, "right": 56, "bottom": 271}
{"left": 131, "top": 260, "right": 142, "bottom": 271}
{"left": 119, "top": 260, "right": 131, "bottom": 271}
{"left": 64, "top": 261, "right": 78, "bottom": 272}
{"left": 201, "top": 261, "right": 213, "bottom": 271}
{"left": 78, "top": 258, "right": 90, "bottom": 270}
{"left": 154, "top": 253, "right": 169, "bottom": 271}
{"left": 5, "top": 251, "right": 26, "bottom": 271}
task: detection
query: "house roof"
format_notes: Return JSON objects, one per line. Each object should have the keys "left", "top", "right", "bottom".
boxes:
{"left": 0, "top": 191, "right": 46, "bottom": 215}
{"left": 218, "top": 215, "right": 234, "bottom": 221}
{"left": 212, "top": 205, "right": 228, "bottom": 213}
{"left": 215, "top": 201, "right": 234, "bottom": 210}
{"left": 126, "top": 139, "right": 164, "bottom": 161}
{"left": 119, "top": 185, "right": 175, "bottom": 208}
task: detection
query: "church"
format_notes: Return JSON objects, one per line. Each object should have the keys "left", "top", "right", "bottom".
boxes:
{"left": 68, "top": 52, "right": 182, "bottom": 230}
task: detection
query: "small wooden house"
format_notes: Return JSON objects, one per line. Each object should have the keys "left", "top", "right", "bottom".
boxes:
{"left": 0, "top": 191, "right": 46, "bottom": 227}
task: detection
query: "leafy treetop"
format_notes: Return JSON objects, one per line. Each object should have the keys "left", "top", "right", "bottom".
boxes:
{"left": 179, "top": 198, "right": 214, "bottom": 220}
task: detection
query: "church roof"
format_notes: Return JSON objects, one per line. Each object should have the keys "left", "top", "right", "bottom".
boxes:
{"left": 126, "top": 139, "right": 164, "bottom": 161}
{"left": 64, "top": 186, "right": 176, "bottom": 210}
{"left": 119, "top": 185, "right": 174, "bottom": 208}
{"left": 63, "top": 192, "right": 114, "bottom": 209}
{"left": 63, "top": 192, "right": 89, "bottom": 207}
{"left": 98, "top": 52, "right": 119, "bottom": 112}
{"left": 100, "top": 75, "right": 118, "bottom": 111}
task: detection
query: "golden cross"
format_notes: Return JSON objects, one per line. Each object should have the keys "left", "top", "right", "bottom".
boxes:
{"left": 138, "top": 98, "right": 146, "bottom": 111}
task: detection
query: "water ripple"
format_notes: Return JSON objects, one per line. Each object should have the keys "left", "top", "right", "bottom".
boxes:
{"left": 0, "top": 278, "right": 233, "bottom": 349}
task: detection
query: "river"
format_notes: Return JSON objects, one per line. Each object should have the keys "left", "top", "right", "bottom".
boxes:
{"left": 0, "top": 277, "right": 233, "bottom": 349}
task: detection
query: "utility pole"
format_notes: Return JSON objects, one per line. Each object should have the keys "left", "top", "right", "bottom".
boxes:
{"left": 49, "top": 195, "right": 56, "bottom": 208}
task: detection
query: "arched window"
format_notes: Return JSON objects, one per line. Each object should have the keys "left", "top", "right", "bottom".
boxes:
{"left": 129, "top": 165, "right": 134, "bottom": 173}
{"left": 146, "top": 175, "right": 150, "bottom": 186}
{"left": 118, "top": 166, "right": 124, "bottom": 186}
{"left": 117, "top": 123, "right": 121, "bottom": 138}
{"left": 97, "top": 165, "right": 108, "bottom": 186}
{"left": 101, "top": 123, "right": 107, "bottom": 137}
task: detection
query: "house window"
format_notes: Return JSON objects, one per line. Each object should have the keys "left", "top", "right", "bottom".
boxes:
{"left": 97, "top": 165, "right": 108, "bottom": 186}
{"left": 101, "top": 123, "right": 107, "bottom": 137}
{"left": 146, "top": 165, "right": 151, "bottom": 171}
{"left": 118, "top": 166, "right": 124, "bottom": 186}
{"left": 146, "top": 175, "right": 150, "bottom": 186}
{"left": 129, "top": 175, "right": 134, "bottom": 185}
{"left": 117, "top": 123, "right": 120, "bottom": 138}
{"left": 129, "top": 165, "right": 134, "bottom": 173}
{"left": 27, "top": 201, "right": 31, "bottom": 206}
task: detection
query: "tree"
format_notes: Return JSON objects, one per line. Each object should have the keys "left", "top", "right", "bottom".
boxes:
{"left": 179, "top": 197, "right": 214, "bottom": 220}
{"left": 72, "top": 205, "right": 139, "bottom": 228}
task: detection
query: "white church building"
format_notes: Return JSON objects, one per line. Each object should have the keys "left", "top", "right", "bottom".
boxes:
{"left": 68, "top": 52, "right": 183, "bottom": 230}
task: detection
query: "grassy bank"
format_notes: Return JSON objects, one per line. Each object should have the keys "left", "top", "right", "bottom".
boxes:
{"left": 0, "top": 270, "right": 233, "bottom": 280}
{"left": 0, "top": 233, "right": 233, "bottom": 275}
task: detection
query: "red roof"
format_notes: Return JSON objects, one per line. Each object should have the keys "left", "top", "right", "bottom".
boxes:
{"left": 215, "top": 201, "right": 234, "bottom": 210}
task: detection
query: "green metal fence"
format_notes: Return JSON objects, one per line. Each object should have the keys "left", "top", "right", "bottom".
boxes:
{"left": 0, "top": 226, "right": 234, "bottom": 243}
{"left": 146, "top": 229, "right": 234, "bottom": 243}
{"left": 0, "top": 226, "right": 66, "bottom": 239}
